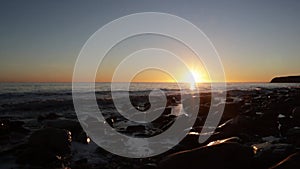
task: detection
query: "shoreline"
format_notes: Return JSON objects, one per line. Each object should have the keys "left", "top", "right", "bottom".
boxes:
{"left": 0, "top": 86, "right": 300, "bottom": 168}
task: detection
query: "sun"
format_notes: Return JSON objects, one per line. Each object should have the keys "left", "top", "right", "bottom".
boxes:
{"left": 184, "top": 69, "right": 203, "bottom": 90}
{"left": 190, "top": 70, "right": 202, "bottom": 83}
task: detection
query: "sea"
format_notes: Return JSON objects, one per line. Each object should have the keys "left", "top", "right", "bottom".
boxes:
{"left": 0, "top": 82, "right": 300, "bottom": 105}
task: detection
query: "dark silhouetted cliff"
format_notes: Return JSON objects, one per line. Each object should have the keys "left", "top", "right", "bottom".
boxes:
{"left": 270, "top": 76, "right": 300, "bottom": 83}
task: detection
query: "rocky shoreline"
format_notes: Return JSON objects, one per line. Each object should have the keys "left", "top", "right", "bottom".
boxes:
{"left": 1, "top": 87, "right": 300, "bottom": 169}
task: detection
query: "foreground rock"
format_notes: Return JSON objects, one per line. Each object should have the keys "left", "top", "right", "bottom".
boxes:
{"left": 0, "top": 119, "right": 29, "bottom": 152}
{"left": 1, "top": 87, "right": 300, "bottom": 169}
{"left": 159, "top": 142, "right": 254, "bottom": 169}
{"left": 269, "top": 152, "right": 300, "bottom": 169}
{"left": 214, "top": 115, "right": 279, "bottom": 141}
{"left": 252, "top": 142, "right": 296, "bottom": 168}
{"left": 45, "top": 119, "right": 88, "bottom": 143}
{"left": 17, "top": 128, "right": 71, "bottom": 167}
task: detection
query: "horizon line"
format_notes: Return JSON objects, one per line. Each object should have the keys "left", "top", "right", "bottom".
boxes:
{"left": 0, "top": 81, "right": 270, "bottom": 83}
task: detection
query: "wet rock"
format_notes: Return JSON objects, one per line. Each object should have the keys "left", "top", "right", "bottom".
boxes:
{"left": 0, "top": 119, "right": 29, "bottom": 135}
{"left": 252, "top": 142, "right": 296, "bottom": 168}
{"left": 197, "top": 104, "right": 210, "bottom": 117}
{"left": 286, "top": 127, "right": 300, "bottom": 147}
{"left": 28, "top": 128, "right": 71, "bottom": 155}
{"left": 199, "top": 95, "right": 211, "bottom": 105}
{"left": 37, "top": 112, "right": 61, "bottom": 122}
{"left": 45, "top": 119, "right": 87, "bottom": 143}
{"left": 128, "top": 107, "right": 172, "bottom": 122}
{"left": 292, "top": 107, "right": 300, "bottom": 119}
{"left": 45, "top": 119, "right": 82, "bottom": 134}
{"left": 159, "top": 142, "right": 254, "bottom": 169}
{"left": 206, "top": 137, "right": 241, "bottom": 146}
{"left": 215, "top": 115, "right": 257, "bottom": 141}
{"left": 269, "top": 97, "right": 293, "bottom": 116}
{"left": 269, "top": 152, "right": 300, "bottom": 169}
{"left": 217, "top": 102, "right": 242, "bottom": 122}
{"left": 262, "top": 136, "right": 281, "bottom": 143}
{"left": 170, "top": 96, "right": 179, "bottom": 106}
{"left": 126, "top": 125, "right": 146, "bottom": 133}
{"left": 217, "top": 114, "right": 279, "bottom": 138}
{"left": 176, "top": 132, "right": 202, "bottom": 150}
{"left": 71, "top": 158, "right": 94, "bottom": 169}
{"left": 256, "top": 118, "right": 279, "bottom": 137}
{"left": 152, "top": 114, "right": 176, "bottom": 131}
{"left": 112, "top": 120, "right": 135, "bottom": 131}
{"left": 163, "top": 107, "right": 172, "bottom": 115}
{"left": 167, "top": 95, "right": 181, "bottom": 106}
{"left": 17, "top": 128, "right": 71, "bottom": 166}
{"left": 0, "top": 119, "right": 29, "bottom": 146}
{"left": 278, "top": 116, "right": 295, "bottom": 136}
{"left": 75, "top": 131, "right": 90, "bottom": 144}
{"left": 16, "top": 147, "right": 60, "bottom": 166}
{"left": 226, "top": 97, "right": 234, "bottom": 102}
{"left": 105, "top": 113, "right": 127, "bottom": 128}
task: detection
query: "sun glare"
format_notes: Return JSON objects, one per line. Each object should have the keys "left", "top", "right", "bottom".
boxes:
{"left": 185, "top": 69, "right": 203, "bottom": 90}
{"left": 191, "top": 70, "right": 202, "bottom": 83}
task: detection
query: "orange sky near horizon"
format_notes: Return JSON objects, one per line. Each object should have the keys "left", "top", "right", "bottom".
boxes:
{"left": 0, "top": 68, "right": 283, "bottom": 83}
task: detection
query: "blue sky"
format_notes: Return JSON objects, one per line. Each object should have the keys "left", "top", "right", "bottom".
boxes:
{"left": 0, "top": 0, "right": 299, "bottom": 82}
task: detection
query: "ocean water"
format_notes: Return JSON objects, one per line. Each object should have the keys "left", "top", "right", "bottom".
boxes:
{"left": 0, "top": 82, "right": 299, "bottom": 105}
{"left": 1, "top": 82, "right": 300, "bottom": 93}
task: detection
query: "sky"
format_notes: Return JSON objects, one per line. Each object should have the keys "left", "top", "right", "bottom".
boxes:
{"left": 0, "top": 0, "right": 299, "bottom": 82}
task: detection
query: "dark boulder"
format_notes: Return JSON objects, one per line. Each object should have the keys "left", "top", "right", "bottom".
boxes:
{"left": 0, "top": 119, "right": 29, "bottom": 135}
{"left": 126, "top": 125, "right": 146, "bottom": 133}
{"left": 17, "top": 128, "right": 71, "bottom": 166}
{"left": 0, "top": 119, "right": 29, "bottom": 146}
{"left": 45, "top": 119, "right": 82, "bottom": 134}
{"left": 17, "top": 147, "right": 59, "bottom": 166}
{"left": 269, "top": 152, "right": 300, "bottom": 169}
{"left": 159, "top": 142, "right": 254, "bottom": 169}
{"left": 217, "top": 114, "right": 279, "bottom": 139}
{"left": 28, "top": 128, "right": 71, "bottom": 155}
{"left": 37, "top": 112, "right": 61, "bottom": 122}
{"left": 252, "top": 142, "right": 296, "bottom": 168}
{"left": 45, "top": 119, "right": 87, "bottom": 143}
{"left": 286, "top": 127, "right": 300, "bottom": 147}
{"left": 216, "top": 102, "right": 242, "bottom": 122}
{"left": 292, "top": 107, "right": 300, "bottom": 120}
